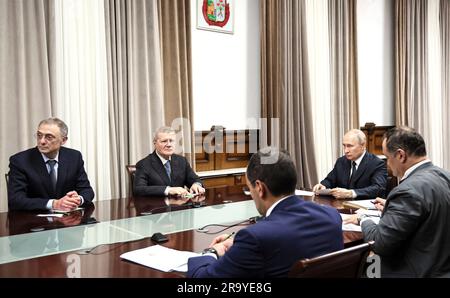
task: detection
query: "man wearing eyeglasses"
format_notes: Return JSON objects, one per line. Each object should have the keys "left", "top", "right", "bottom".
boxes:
{"left": 7, "top": 118, "right": 94, "bottom": 211}
{"left": 133, "top": 126, "right": 204, "bottom": 197}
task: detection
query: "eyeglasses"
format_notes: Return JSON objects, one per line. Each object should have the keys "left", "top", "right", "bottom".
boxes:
{"left": 35, "top": 132, "right": 57, "bottom": 142}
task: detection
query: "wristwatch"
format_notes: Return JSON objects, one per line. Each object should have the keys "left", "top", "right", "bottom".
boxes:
{"left": 357, "top": 214, "right": 369, "bottom": 225}
{"left": 202, "top": 247, "right": 219, "bottom": 258}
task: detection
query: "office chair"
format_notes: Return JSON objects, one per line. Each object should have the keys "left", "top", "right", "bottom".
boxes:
{"left": 125, "top": 165, "right": 136, "bottom": 198}
{"left": 288, "top": 241, "right": 374, "bottom": 278}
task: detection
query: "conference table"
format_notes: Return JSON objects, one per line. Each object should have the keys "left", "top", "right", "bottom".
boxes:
{"left": 0, "top": 187, "right": 362, "bottom": 277}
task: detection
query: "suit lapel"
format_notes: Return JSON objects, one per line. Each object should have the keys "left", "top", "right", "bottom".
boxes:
{"left": 56, "top": 148, "right": 68, "bottom": 198}
{"left": 150, "top": 152, "right": 171, "bottom": 185}
{"left": 350, "top": 154, "right": 369, "bottom": 187}
{"left": 31, "top": 148, "right": 55, "bottom": 198}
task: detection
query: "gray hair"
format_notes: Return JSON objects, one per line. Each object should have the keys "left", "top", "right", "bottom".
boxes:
{"left": 38, "top": 117, "right": 68, "bottom": 138}
{"left": 153, "top": 126, "right": 176, "bottom": 142}
{"left": 345, "top": 129, "right": 366, "bottom": 145}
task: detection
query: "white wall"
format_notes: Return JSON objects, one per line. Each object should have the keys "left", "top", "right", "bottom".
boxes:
{"left": 357, "top": 0, "right": 395, "bottom": 127}
{"left": 190, "top": 0, "right": 260, "bottom": 131}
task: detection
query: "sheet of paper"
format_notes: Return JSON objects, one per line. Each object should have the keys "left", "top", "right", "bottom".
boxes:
{"left": 316, "top": 189, "right": 332, "bottom": 196}
{"left": 37, "top": 213, "right": 64, "bottom": 218}
{"left": 120, "top": 244, "right": 201, "bottom": 272}
{"left": 295, "top": 189, "right": 315, "bottom": 197}
{"left": 343, "top": 199, "right": 378, "bottom": 210}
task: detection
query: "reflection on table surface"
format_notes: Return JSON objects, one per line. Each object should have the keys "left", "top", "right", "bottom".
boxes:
{"left": 0, "top": 187, "right": 363, "bottom": 277}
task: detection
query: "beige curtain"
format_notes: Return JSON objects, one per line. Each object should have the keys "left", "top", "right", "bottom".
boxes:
{"left": 260, "top": 0, "right": 318, "bottom": 189}
{"left": 157, "top": 0, "right": 195, "bottom": 165}
{"left": 328, "top": 0, "right": 359, "bottom": 159}
{"left": 0, "top": 0, "right": 54, "bottom": 212}
{"left": 105, "top": 0, "right": 165, "bottom": 198}
{"left": 441, "top": 0, "right": 450, "bottom": 170}
{"left": 394, "top": 0, "right": 429, "bottom": 129}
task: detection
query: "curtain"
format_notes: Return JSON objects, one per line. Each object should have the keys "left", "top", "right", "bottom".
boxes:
{"left": 395, "top": 0, "right": 446, "bottom": 168}
{"left": 305, "top": 0, "right": 333, "bottom": 181}
{"left": 157, "top": 0, "right": 195, "bottom": 164}
{"left": 0, "top": 0, "right": 54, "bottom": 212}
{"left": 260, "top": 0, "right": 318, "bottom": 189}
{"left": 328, "top": 0, "right": 359, "bottom": 160}
{"left": 441, "top": 0, "right": 450, "bottom": 170}
{"left": 54, "top": 0, "right": 112, "bottom": 201}
{"left": 105, "top": 0, "right": 165, "bottom": 199}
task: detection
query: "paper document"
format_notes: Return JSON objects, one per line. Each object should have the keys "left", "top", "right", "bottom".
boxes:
{"left": 37, "top": 213, "right": 64, "bottom": 218}
{"left": 120, "top": 245, "right": 201, "bottom": 272}
{"left": 52, "top": 207, "right": 84, "bottom": 214}
{"left": 315, "top": 189, "right": 332, "bottom": 196}
{"left": 342, "top": 199, "right": 378, "bottom": 210}
{"left": 295, "top": 189, "right": 315, "bottom": 197}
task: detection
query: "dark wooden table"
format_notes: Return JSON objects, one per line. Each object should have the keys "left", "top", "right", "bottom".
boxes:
{"left": 0, "top": 188, "right": 362, "bottom": 277}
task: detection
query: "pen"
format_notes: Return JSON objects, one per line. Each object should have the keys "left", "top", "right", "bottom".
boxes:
{"left": 223, "top": 232, "right": 236, "bottom": 242}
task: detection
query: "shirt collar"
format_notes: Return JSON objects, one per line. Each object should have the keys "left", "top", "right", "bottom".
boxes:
{"left": 266, "top": 195, "right": 291, "bottom": 217}
{"left": 401, "top": 159, "right": 431, "bottom": 181}
{"left": 155, "top": 151, "right": 171, "bottom": 165}
{"left": 353, "top": 150, "right": 366, "bottom": 167}
{"left": 41, "top": 152, "right": 59, "bottom": 163}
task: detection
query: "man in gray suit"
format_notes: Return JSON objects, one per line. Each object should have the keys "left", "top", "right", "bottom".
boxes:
{"left": 344, "top": 126, "right": 450, "bottom": 277}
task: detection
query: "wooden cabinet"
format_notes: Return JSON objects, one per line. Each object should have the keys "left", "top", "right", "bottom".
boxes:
{"left": 195, "top": 126, "right": 257, "bottom": 191}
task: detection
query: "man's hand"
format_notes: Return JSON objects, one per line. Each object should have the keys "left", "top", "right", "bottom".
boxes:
{"left": 190, "top": 183, "right": 205, "bottom": 194}
{"left": 209, "top": 233, "right": 234, "bottom": 257}
{"left": 168, "top": 187, "right": 189, "bottom": 196}
{"left": 312, "top": 183, "right": 326, "bottom": 192}
{"left": 330, "top": 187, "right": 353, "bottom": 199}
{"left": 53, "top": 191, "right": 81, "bottom": 211}
{"left": 343, "top": 214, "right": 359, "bottom": 225}
{"left": 373, "top": 197, "right": 386, "bottom": 211}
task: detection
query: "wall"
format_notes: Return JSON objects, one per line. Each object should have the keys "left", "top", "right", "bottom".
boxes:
{"left": 190, "top": 0, "right": 260, "bottom": 131}
{"left": 357, "top": 0, "right": 395, "bottom": 127}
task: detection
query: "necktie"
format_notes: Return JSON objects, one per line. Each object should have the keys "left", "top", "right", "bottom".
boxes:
{"left": 164, "top": 160, "right": 171, "bottom": 181}
{"left": 349, "top": 161, "right": 357, "bottom": 185}
{"left": 47, "top": 160, "right": 57, "bottom": 191}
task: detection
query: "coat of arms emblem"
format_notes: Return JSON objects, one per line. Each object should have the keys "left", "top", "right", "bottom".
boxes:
{"left": 202, "top": 0, "right": 230, "bottom": 28}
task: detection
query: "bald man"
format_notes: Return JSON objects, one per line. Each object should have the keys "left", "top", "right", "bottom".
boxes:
{"left": 313, "top": 129, "right": 387, "bottom": 200}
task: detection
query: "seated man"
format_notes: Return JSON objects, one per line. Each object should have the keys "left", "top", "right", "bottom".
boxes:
{"left": 133, "top": 126, "right": 204, "bottom": 197}
{"left": 344, "top": 127, "right": 450, "bottom": 277}
{"left": 8, "top": 118, "right": 94, "bottom": 211}
{"left": 313, "top": 129, "right": 387, "bottom": 199}
{"left": 187, "top": 148, "right": 343, "bottom": 278}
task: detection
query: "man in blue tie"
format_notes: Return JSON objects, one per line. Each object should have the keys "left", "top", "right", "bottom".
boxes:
{"left": 7, "top": 118, "right": 94, "bottom": 211}
{"left": 313, "top": 129, "right": 387, "bottom": 200}
{"left": 134, "top": 126, "right": 204, "bottom": 197}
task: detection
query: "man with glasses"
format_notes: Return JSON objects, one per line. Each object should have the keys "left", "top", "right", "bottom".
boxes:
{"left": 7, "top": 118, "right": 94, "bottom": 211}
{"left": 133, "top": 126, "right": 204, "bottom": 197}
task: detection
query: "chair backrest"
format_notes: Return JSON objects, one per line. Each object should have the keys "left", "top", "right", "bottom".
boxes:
{"left": 126, "top": 165, "right": 136, "bottom": 197}
{"left": 288, "top": 241, "right": 374, "bottom": 278}
{"left": 4, "top": 173, "right": 8, "bottom": 185}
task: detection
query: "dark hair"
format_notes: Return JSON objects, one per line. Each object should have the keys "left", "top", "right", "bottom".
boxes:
{"left": 246, "top": 147, "right": 297, "bottom": 196}
{"left": 383, "top": 126, "right": 427, "bottom": 157}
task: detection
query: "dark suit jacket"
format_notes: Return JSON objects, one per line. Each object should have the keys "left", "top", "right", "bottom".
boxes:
{"left": 7, "top": 147, "right": 94, "bottom": 211}
{"left": 362, "top": 162, "right": 450, "bottom": 277}
{"left": 133, "top": 151, "right": 202, "bottom": 197}
{"left": 187, "top": 195, "right": 344, "bottom": 278}
{"left": 321, "top": 152, "right": 387, "bottom": 199}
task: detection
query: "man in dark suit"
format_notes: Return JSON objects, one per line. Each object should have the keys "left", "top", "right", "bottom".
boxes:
{"left": 345, "top": 127, "right": 450, "bottom": 277}
{"left": 7, "top": 118, "right": 94, "bottom": 211}
{"left": 133, "top": 126, "right": 204, "bottom": 197}
{"left": 187, "top": 148, "right": 343, "bottom": 278}
{"left": 313, "top": 129, "right": 387, "bottom": 199}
